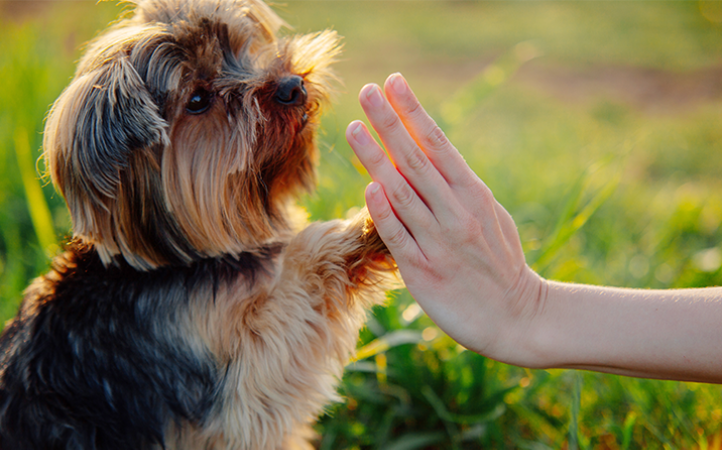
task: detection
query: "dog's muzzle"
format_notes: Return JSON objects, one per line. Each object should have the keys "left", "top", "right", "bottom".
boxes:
{"left": 274, "top": 76, "right": 307, "bottom": 107}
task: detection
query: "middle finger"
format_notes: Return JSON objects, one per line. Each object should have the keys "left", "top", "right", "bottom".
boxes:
{"left": 359, "top": 84, "right": 457, "bottom": 220}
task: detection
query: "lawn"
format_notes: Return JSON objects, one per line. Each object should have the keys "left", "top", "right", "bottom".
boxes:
{"left": 2, "top": 1, "right": 722, "bottom": 448}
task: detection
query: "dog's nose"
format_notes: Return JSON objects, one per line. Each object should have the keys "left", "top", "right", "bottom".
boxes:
{"left": 274, "top": 76, "right": 307, "bottom": 107}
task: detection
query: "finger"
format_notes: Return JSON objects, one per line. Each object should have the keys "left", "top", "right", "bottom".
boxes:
{"left": 364, "top": 182, "right": 426, "bottom": 266}
{"left": 383, "top": 74, "right": 511, "bottom": 246}
{"left": 383, "top": 73, "right": 478, "bottom": 191}
{"left": 358, "top": 84, "right": 457, "bottom": 219}
{"left": 346, "top": 120, "right": 438, "bottom": 243}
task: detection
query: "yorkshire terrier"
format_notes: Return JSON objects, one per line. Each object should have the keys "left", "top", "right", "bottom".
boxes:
{"left": 0, "top": 0, "right": 395, "bottom": 448}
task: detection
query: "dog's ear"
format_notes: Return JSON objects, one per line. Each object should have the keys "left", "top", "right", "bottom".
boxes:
{"left": 45, "top": 56, "right": 168, "bottom": 205}
{"left": 44, "top": 52, "right": 168, "bottom": 255}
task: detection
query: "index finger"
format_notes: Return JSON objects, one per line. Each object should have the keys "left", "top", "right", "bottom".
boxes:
{"left": 384, "top": 73, "right": 479, "bottom": 191}
{"left": 358, "top": 84, "right": 459, "bottom": 222}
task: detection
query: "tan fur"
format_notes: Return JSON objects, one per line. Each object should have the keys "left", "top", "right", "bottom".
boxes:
{"left": 37, "top": 0, "right": 397, "bottom": 448}
{"left": 170, "top": 214, "right": 393, "bottom": 449}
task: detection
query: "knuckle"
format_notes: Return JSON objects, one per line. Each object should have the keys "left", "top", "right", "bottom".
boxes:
{"left": 367, "top": 146, "right": 388, "bottom": 168}
{"left": 462, "top": 170, "right": 486, "bottom": 190}
{"left": 386, "top": 224, "right": 408, "bottom": 249}
{"left": 380, "top": 111, "right": 402, "bottom": 133}
{"left": 424, "top": 125, "right": 450, "bottom": 152}
{"left": 404, "top": 146, "right": 429, "bottom": 173}
{"left": 374, "top": 200, "right": 394, "bottom": 222}
{"left": 477, "top": 184, "right": 497, "bottom": 208}
{"left": 390, "top": 182, "right": 415, "bottom": 209}
{"left": 404, "top": 100, "right": 425, "bottom": 121}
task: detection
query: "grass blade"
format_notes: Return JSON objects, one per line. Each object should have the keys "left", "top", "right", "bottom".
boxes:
{"left": 530, "top": 160, "right": 621, "bottom": 273}
{"left": 13, "top": 129, "right": 57, "bottom": 257}
{"left": 352, "top": 330, "right": 423, "bottom": 362}
{"left": 621, "top": 412, "right": 637, "bottom": 450}
{"left": 568, "top": 372, "right": 582, "bottom": 450}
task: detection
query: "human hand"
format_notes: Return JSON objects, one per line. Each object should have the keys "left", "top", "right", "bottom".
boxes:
{"left": 347, "top": 74, "right": 722, "bottom": 382}
{"left": 346, "top": 73, "right": 546, "bottom": 366}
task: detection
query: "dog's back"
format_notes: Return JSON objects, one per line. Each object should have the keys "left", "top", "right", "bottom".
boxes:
{"left": 0, "top": 242, "right": 222, "bottom": 448}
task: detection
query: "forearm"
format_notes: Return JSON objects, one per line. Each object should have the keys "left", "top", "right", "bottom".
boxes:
{"left": 524, "top": 280, "right": 722, "bottom": 383}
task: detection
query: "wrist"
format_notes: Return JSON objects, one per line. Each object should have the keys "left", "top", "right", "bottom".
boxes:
{"left": 491, "top": 265, "right": 552, "bottom": 369}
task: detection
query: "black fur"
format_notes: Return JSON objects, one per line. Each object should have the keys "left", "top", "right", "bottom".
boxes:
{"left": 0, "top": 241, "right": 280, "bottom": 449}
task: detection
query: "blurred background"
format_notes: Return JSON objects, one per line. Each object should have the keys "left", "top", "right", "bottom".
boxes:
{"left": 2, "top": 0, "right": 722, "bottom": 448}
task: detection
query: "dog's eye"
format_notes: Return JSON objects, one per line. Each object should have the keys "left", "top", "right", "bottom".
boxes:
{"left": 186, "top": 89, "right": 213, "bottom": 115}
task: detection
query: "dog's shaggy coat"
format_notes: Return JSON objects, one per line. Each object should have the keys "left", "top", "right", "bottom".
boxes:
{"left": 0, "top": 1, "right": 395, "bottom": 448}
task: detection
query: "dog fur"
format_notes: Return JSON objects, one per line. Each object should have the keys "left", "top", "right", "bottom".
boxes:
{"left": 0, "top": 1, "right": 395, "bottom": 448}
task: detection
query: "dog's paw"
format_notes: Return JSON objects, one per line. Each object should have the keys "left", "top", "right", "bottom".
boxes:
{"left": 360, "top": 213, "right": 390, "bottom": 258}
{"left": 345, "top": 209, "right": 396, "bottom": 285}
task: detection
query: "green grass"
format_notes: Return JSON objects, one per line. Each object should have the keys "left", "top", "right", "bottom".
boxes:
{"left": 2, "top": 1, "right": 722, "bottom": 448}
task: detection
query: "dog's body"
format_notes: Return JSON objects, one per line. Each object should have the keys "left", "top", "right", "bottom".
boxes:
{"left": 0, "top": 1, "right": 394, "bottom": 448}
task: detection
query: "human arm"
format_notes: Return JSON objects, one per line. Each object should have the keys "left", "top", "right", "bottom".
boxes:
{"left": 345, "top": 73, "right": 722, "bottom": 383}
{"left": 535, "top": 282, "right": 722, "bottom": 382}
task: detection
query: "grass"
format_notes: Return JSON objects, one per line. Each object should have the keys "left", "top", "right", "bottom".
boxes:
{"left": 2, "top": 1, "right": 722, "bottom": 448}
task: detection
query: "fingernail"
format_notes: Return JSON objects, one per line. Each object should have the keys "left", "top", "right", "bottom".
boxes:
{"left": 350, "top": 121, "right": 370, "bottom": 145}
{"left": 389, "top": 73, "right": 407, "bottom": 95}
{"left": 368, "top": 182, "right": 381, "bottom": 195}
{"left": 365, "top": 85, "right": 384, "bottom": 108}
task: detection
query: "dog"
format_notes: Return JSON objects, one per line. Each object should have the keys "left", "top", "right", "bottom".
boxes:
{"left": 0, "top": 0, "right": 395, "bottom": 448}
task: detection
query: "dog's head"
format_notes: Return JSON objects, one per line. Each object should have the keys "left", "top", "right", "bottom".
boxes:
{"left": 43, "top": 0, "right": 340, "bottom": 270}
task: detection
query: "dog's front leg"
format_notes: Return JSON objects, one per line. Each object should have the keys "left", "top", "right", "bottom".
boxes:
{"left": 282, "top": 209, "right": 396, "bottom": 312}
{"left": 204, "top": 211, "right": 395, "bottom": 450}
{"left": 268, "top": 210, "right": 395, "bottom": 448}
